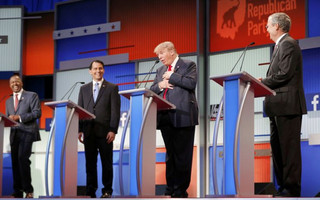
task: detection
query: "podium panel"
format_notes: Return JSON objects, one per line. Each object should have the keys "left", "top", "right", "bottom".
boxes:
{"left": 210, "top": 72, "right": 274, "bottom": 196}
{"left": 0, "top": 113, "right": 18, "bottom": 196}
{"left": 119, "top": 88, "right": 175, "bottom": 197}
{"left": 44, "top": 100, "right": 95, "bottom": 197}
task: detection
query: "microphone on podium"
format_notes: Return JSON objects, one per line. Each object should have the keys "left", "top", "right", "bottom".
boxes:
{"left": 230, "top": 42, "right": 255, "bottom": 73}
{"left": 137, "top": 60, "right": 160, "bottom": 88}
{"left": 61, "top": 81, "right": 85, "bottom": 100}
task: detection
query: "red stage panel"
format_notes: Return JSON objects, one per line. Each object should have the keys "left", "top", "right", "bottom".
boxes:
{"left": 109, "top": 0, "right": 197, "bottom": 60}
{"left": 0, "top": 80, "right": 12, "bottom": 114}
{"left": 23, "top": 12, "right": 54, "bottom": 75}
{"left": 40, "top": 101, "right": 53, "bottom": 130}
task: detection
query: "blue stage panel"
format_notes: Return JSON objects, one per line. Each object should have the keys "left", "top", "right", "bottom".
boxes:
{"left": 302, "top": 48, "right": 320, "bottom": 94}
{"left": 104, "top": 63, "right": 135, "bottom": 112}
{"left": 55, "top": 0, "right": 108, "bottom": 70}
{"left": 308, "top": 0, "right": 320, "bottom": 37}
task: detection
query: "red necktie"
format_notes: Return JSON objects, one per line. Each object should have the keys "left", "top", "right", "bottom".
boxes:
{"left": 163, "top": 65, "right": 172, "bottom": 99}
{"left": 14, "top": 94, "right": 19, "bottom": 111}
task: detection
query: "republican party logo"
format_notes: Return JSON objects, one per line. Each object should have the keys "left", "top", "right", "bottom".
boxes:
{"left": 217, "top": 0, "right": 246, "bottom": 40}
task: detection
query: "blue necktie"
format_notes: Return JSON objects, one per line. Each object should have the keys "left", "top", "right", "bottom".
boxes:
{"left": 93, "top": 82, "right": 99, "bottom": 102}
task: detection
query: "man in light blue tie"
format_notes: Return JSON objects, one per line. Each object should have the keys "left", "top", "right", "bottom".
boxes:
{"left": 78, "top": 60, "right": 121, "bottom": 198}
{"left": 93, "top": 82, "right": 99, "bottom": 102}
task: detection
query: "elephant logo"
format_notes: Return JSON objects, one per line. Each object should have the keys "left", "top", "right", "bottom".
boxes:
{"left": 216, "top": 0, "right": 246, "bottom": 39}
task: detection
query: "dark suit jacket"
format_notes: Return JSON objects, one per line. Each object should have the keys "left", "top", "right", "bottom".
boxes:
{"left": 262, "top": 34, "right": 307, "bottom": 117}
{"left": 78, "top": 80, "right": 120, "bottom": 138}
{"left": 150, "top": 58, "right": 199, "bottom": 128}
{"left": 5, "top": 90, "right": 41, "bottom": 145}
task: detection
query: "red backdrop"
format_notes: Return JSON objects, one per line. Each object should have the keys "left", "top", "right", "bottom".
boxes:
{"left": 23, "top": 12, "right": 54, "bottom": 76}
{"left": 109, "top": 0, "right": 197, "bottom": 60}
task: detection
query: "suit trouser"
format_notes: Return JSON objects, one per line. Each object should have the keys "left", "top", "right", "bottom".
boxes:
{"left": 84, "top": 135, "right": 113, "bottom": 197}
{"left": 159, "top": 114, "right": 195, "bottom": 194}
{"left": 269, "top": 115, "right": 302, "bottom": 196}
{"left": 11, "top": 131, "right": 34, "bottom": 194}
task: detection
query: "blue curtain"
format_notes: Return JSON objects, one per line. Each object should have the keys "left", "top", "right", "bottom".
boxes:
{"left": 0, "top": 0, "right": 70, "bottom": 12}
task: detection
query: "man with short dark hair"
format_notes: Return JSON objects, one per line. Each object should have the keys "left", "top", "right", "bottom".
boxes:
{"left": 78, "top": 60, "right": 120, "bottom": 198}
{"left": 6, "top": 75, "right": 41, "bottom": 198}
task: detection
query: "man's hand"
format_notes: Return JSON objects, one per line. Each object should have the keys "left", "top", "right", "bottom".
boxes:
{"left": 106, "top": 131, "right": 116, "bottom": 144}
{"left": 158, "top": 80, "right": 174, "bottom": 90}
{"left": 162, "top": 71, "right": 173, "bottom": 80}
{"left": 78, "top": 132, "right": 84, "bottom": 143}
{"left": 257, "top": 77, "right": 263, "bottom": 82}
{"left": 9, "top": 115, "right": 20, "bottom": 122}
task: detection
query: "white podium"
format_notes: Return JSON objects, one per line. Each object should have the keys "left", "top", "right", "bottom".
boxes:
{"left": 44, "top": 100, "right": 95, "bottom": 197}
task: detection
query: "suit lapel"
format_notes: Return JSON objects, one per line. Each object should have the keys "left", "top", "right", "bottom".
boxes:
{"left": 8, "top": 96, "right": 14, "bottom": 114}
{"left": 87, "top": 82, "right": 94, "bottom": 104}
{"left": 159, "top": 66, "right": 167, "bottom": 78}
{"left": 270, "top": 45, "right": 279, "bottom": 63}
{"left": 174, "top": 58, "right": 183, "bottom": 73}
{"left": 268, "top": 49, "right": 278, "bottom": 75}
{"left": 267, "top": 35, "right": 287, "bottom": 76}
{"left": 159, "top": 58, "right": 183, "bottom": 76}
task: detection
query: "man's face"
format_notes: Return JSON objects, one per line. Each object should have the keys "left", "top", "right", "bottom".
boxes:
{"left": 266, "top": 17, "right": 278, "bottom": 42}
{"left": 9, "top": 76, "right": 23, "bottom": 93}
{"left": 89, "top": 62, "right": 105, "bottom": 81}
{"left": 156, "top": 48, "right": 175, "bottom": 66}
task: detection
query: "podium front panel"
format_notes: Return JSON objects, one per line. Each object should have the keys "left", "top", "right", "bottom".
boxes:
{"left": 223, "top": 79, "right": 239, "bottom": 195}
{"left": 129, "top": 95, "right": 143, "bottom": 195}
{"left": 53, "top": 106, "right": 67, "bottom": 196}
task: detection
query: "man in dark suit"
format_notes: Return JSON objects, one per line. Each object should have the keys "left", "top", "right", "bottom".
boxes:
{"left": 259, "top": 12, "right": 307, "bottom": 197}
{"left": 5, "top": 75, "right": 41, "bottom": 198}
{"left": 78, "top": 60, "right": 120, "bottom": 198}
{"left": 150, "top": 41, "right": 198, "bottom": 198}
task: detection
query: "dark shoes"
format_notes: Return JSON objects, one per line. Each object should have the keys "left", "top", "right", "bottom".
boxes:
{"left": 86, "top": 190, "right": 112, "bottom": 198}
{"left": 12, "top": 192, "right": 33, "bottom": 198}
{"left": 164, "top": 188, "right": 174, "bottom": 196}
{"left": 164, "top": 186, "right": 188, "bottom": 198}
{"left": 172, "top": 191, "right": 188, "bottom": 198}
{"left": 100, "top": 192, "right": 112, "bottom": 198}
{"left": 86, "top": 192, "right": 96, "bottom": 198}
{"left": 11, "top": 192, "right": 23, "bottom": 198}
{"left": 25, "top": 193, "right": 34, "bottom": 198}
{"left": 273, "top": 189, "right": 298, "bottom": 197}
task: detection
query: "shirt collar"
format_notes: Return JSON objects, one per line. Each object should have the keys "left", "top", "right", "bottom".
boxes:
{"left": 275, "top": 33, "right": 287, "bottom": 46}
{"left": 170, "top": 56, "right": 179, "bottom": 69}
{"left": 93, "top": 79, "right": 104, "bottom": 87}
{"left": 13, "top": 88, "right": 23, "bottom": 97}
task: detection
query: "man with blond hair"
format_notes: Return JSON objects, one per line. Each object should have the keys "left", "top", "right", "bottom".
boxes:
{"left": 150, "top": 41, "right": 198, "bottom": 198}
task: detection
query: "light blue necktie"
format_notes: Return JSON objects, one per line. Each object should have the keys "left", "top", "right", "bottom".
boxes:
{"left": 93, "top": 82, "right": 99, "bottom": 102}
